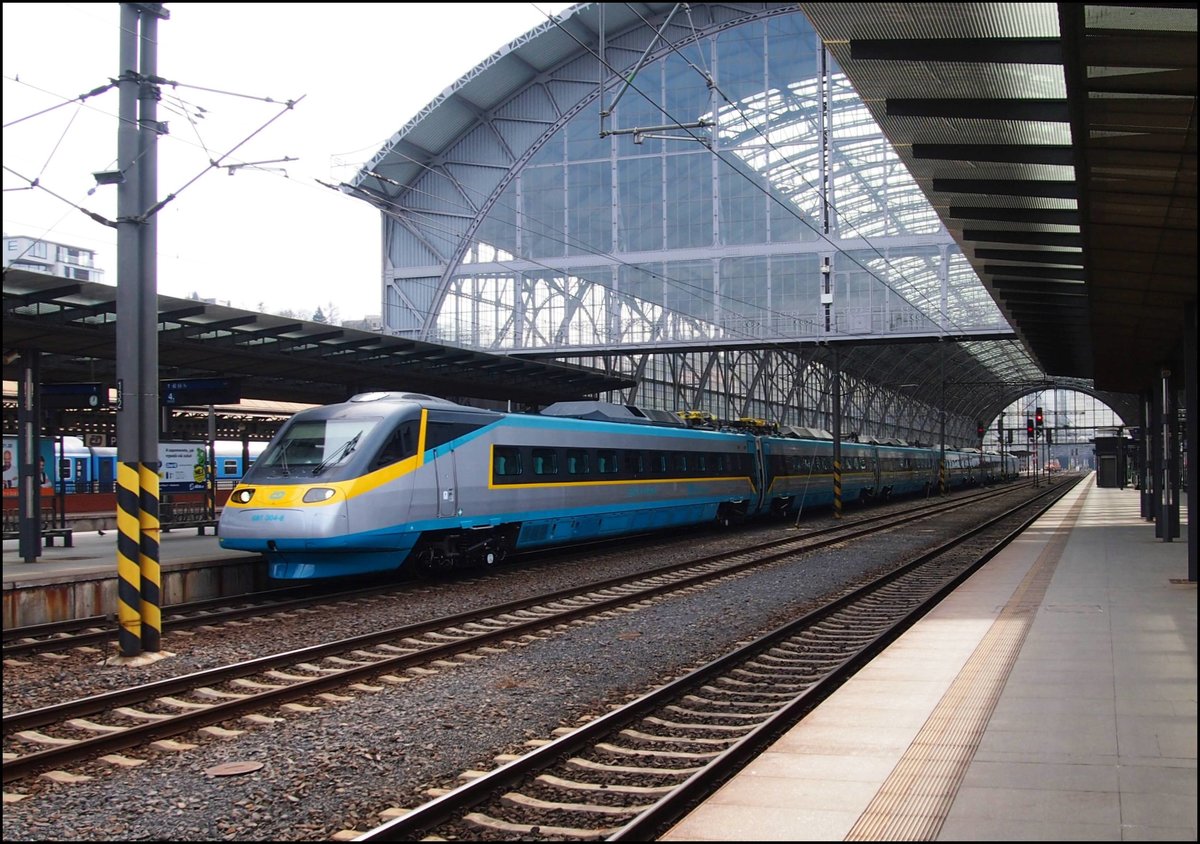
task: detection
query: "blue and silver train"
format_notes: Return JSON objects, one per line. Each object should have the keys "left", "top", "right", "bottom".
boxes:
{"left": 218, "top": 392, "right": 1017, "bottom": 580}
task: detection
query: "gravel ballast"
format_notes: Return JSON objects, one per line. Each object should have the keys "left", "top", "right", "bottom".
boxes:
{"left": 2, "top": 490, "right": 1033, "bottom": 841}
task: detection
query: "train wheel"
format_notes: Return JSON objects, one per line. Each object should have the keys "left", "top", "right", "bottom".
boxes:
{"left": 414, "top": 546, "right": 453, "bottom": 574}
{"left": 717, "top": 503, "right": 749, "bottom": 529}
{"left": 481, "top": 541, "right": 505, "bottom": 567}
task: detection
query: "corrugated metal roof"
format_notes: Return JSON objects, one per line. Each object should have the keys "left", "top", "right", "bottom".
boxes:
{"left": 799, "top": 1, "right": 1197, "bottom": 393}
{"left": 1, "top": 271, "right": 633, "bottom": 407}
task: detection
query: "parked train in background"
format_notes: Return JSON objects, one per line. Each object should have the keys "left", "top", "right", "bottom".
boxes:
{"left": 38, "top": 437, "right": 265, "bottom": 493}
{"left": 219, "top": 392, "right": 1019, "bottom": 581}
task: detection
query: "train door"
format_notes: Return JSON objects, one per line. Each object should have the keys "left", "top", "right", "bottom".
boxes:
{"left": 750, "top": 437, "right": 768, "bottom": 513}
{"left": 98, "top": 457, "right": 114, "bottom": 491}
{"left": 435, "top": 448, "right": 457, "bottom": 517}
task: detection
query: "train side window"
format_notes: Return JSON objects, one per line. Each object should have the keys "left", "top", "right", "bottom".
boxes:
{"left": 222, "top": 459, "right": 239, "bottom": 476}
{"left": 695, "top": 453, "right": 708, "bottom": 474}
{"left": 624, "top": 451, "right": 644, "bottom": 475}
{"left": 673, "top": 452, "right": 688, "bottom": 474}
{"left": 532, "top": 448, "right": 558, "bottom": 476}
{"left": 566, "top": 449, "right": 589, "bottom": 475}
{"left": 493, "top": 446, "right": 522, "bottom": 477}
{"left": 713, "top": 453, "right": 726, "bottom": 473}
{"left": 374, "top": 421, "right": 419, "bottom": 469}
{"left": 651, "top": 451, "right": 669, "bottom": 474}
{"left": 596, "top": 450, "right": 619, "bottom": 474}
{"left": 425, "top": 419, "right": 486, "bottom": 450}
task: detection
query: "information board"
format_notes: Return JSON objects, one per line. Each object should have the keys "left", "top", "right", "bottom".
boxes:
{"left": 158, "top": 443, "right": 209, "bottom": 492}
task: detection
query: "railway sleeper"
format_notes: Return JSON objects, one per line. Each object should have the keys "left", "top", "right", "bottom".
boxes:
{"left": 643, "top": 715, "right": 759, "bottom": 733}
{"left": 705, "top": 680, "right": 797, "bottom": 696}
{"left": 565, "top": 757, "right": 702, "bottom": 777}
{"left": 595, "top": 742, "right": 721, "bottom": 760}
{"left": 500, "top": 791, "right": 651, "bottom": 816}
{"left": 464, "top": 813, "right": 624, "bottom": 839}
{"left": 677, "top": 696, "right": 779, "bottom": 710}
{"left": 618, "top": 728, "right": 739, "bottom": 747}
{"left": 667, "top": 704, "right": 773, "bottom": 720}
{"left": 536, "top": 773, "right": 679, "bottom": 795}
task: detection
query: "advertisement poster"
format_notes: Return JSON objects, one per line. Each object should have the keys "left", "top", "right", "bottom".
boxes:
{"left": 158, "top": 443, "right": 209, "bottom": 492}
{"left": 2, "top": 437, "right": 56, "bottom": 495}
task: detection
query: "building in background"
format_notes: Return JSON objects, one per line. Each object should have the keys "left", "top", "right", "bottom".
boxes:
{"left": 341, "top": 314, "right": 383, "bottom": 332}
{"left": 3, "top": 234, "right": 104, "bottom": 283}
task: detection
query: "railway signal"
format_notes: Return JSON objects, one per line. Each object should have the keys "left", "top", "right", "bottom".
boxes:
{"left": 1035, "top": 406, "right": 1044, "bottom": 429}
{"left": 976, "top": 420, "right": 985, "bottom": 438}
{"left": 1026, "top": 417, "right": 1035, "bottom": 439}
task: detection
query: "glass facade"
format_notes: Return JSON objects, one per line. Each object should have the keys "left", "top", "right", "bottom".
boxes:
{"left": 362, "top": 6, "right": 1099, "bottom": 443}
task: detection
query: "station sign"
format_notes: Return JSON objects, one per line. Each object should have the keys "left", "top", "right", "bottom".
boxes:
{"left": 161, "top": 377, "right": 241, "bottom": 407}
{"left": 42, "top": 382, "right": 109, "bottom": 409}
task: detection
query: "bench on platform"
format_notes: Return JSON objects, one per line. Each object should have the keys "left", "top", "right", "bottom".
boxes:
{"left": 161, "top": 519, "right": 218, "bottom": 536}
{"left": 1, "top": 527, "right": 74, "bottom": 547}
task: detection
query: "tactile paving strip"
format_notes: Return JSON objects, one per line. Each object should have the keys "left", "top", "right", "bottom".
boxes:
{"left": 846, "top": 486, "right": 1089, "bottom": 841}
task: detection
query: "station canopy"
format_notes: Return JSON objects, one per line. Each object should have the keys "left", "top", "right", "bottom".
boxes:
{"left": 1, "top": 270, "right": 633, "bottom": 408}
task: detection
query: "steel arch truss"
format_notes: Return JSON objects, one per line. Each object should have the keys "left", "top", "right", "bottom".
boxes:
{"left": 350, "top": 3, "right": 1118, "bottom": 446}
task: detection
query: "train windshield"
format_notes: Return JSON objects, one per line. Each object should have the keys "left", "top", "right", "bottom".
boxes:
{"left": 256, "top": 418, "right": 379, "bottom": 477}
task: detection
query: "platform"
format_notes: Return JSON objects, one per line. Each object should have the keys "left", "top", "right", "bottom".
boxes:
{"left": 2, "top": 527, "right": 265, "bottom": 627}
{"left": 661, "top": 477, "right": 1196, "bottom": 841}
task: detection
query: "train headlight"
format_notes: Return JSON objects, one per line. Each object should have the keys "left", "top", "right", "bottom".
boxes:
{"left": 231, "top": 488, "right": 255, "bottom": 504}
{"left": 303, "top": 487, "right": 336, "bottom": 503}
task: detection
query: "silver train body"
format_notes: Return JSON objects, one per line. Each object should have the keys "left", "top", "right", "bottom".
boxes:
{"left": 219, "top": 392, "right": 1018, "bottom": 579}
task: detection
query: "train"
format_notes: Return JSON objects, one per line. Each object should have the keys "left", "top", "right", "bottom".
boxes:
{"left": 218, "top": 392, "right": 1019, "bottom": 580}
{"left": 26, "top": 437, "right": 264, "bottom": 493}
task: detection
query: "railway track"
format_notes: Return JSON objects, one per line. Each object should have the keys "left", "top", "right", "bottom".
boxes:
{"left": 2, "top": 480, "right": 1038, "bottom": 658}
{"left": 1, "top": 479, "right": 1047, "bottom": 785}
{"left": 353, "top": 475, "right": 1082, "bottom": 841}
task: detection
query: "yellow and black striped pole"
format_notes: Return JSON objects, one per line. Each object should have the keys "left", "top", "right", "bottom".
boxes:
{"left": 139, "top": 463, "right": 162, "bottom": 652}
{"left": 115, "top": 461, "right": 142, "bottom": 656}
{"left": 205, "top": 456, "right": 215, "bottom": 521}
{"left": 939, "top": 458, "right": 946, "bottom": 496}
{"left": 833, "top": 457, "right": 842, "bottom": 519}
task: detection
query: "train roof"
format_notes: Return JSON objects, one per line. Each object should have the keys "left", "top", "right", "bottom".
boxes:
{"left": 539, "top": 401, "right": 686, "bottom": 427}
{"left": 778, "top": 425, "right": 834, "bottom": 440}
{"left": 347, "top": 391, "right": 465, "bottom": 406}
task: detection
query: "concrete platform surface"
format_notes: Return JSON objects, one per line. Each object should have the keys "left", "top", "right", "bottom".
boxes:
{"left": 661, "top": 479, "right": 1196, "bottom": 842}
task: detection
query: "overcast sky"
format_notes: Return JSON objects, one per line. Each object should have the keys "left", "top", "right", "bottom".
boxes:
{"left": 2, "top": 2, "right": 572, "bottom": 322}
